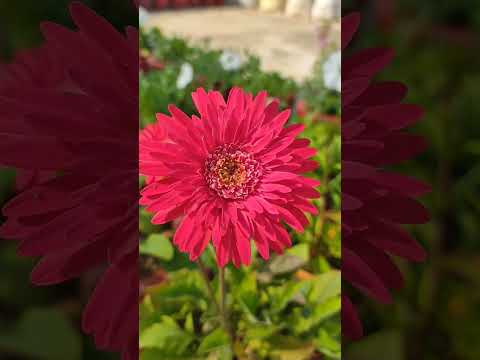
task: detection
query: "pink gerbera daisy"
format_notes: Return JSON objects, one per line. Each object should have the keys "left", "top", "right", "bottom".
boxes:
{"left": 140, "top": 87, "right": 319, "bottom": 267}
{"left": 342, "top": 13, "right": 430, "bottom": 340}
{"left": 0, "top": 3, "right": 138, "bottom": 358}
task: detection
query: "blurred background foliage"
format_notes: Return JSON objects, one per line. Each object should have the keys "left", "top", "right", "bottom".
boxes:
{"left": 0, "top": 0, "right": 137, "bottom": 61}
{"left": 0, "top": 1, "right": 136, "bottom": 359}
{"left": 343, "top": 1, "right": 480, "bottom": 359}
{"left": 139, "top": 27, "right": 341, "bottom": 359}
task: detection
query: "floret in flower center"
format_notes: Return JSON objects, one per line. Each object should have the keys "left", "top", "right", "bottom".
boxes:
{"left": 205, "top": 144, "right": 261, "bottom": 200}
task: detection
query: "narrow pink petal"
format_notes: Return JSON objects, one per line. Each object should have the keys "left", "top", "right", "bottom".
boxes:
{"left": 235, "top": 226, "right": 251, "bottom": 266}
{"left": 174, "top": 214, "right": 195, "bottom": 250}
{"left": 259, "top": 183, "right": 292, "bottom": 194}
{"left": 190, "top": 228, "right": 212, "bottom": 261}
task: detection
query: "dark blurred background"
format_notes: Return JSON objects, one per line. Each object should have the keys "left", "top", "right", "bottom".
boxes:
{"left": 0, "top": 0, "right": 136, "bottom": 60}
{"left": 343, "top": 1, "right": 480, "bottom": 359}
{"left": 0, "top": 1, "right": 136, "bottom": 359}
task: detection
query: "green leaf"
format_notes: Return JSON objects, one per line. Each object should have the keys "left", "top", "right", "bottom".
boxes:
{"left": 0, "top": 308, "right": 81, "bottom": 360}
{"left": 345, "top": 330, "right": 405, "bottom": 360}
{"left": 314, "top": 328, "right": 341, "bottom": 359}
{"left": 140, "top": 348, "right": 203, "bottom": 360}
{"left": 149, "top": 270, "right": 207, "bottom": 315}
{"left": 140, "top": 316, "right": 194, "bottom": 355}
{"left": 232, "top": 270, "right": 259, "bottom": 319}
{"left": 198, "top": 328, "right": 230, "bottom": 355}
{"left": 206, "top": 346, "right": 233, "bottom": 360}
{"left": 268, "top": 281, "right": 306, "bottom": 314}
{"left": 140, "top": 233, "right": 174, "bottom": 261}
{"left": 271, "top": 346, "right": 315, "bottom": 360}
{"left": 245, "top": 324, "right": 281, "bottom": 341}
{"left": 269, "top": 336, "right": 315, "bottom": 360}
{"left": 286, "top": 244, "right": 310, "bottom": 262}
{"left": 185, "top": 312, "right": 194, "bottom": 333}
{"left": 307, "top": 271, "right": 341, "bottom": 304}
{"left": 268, "top": 254, "right": 307, "bottom": 275}
{"left": 291, "top": 297, "right": 340, "bottom": 334}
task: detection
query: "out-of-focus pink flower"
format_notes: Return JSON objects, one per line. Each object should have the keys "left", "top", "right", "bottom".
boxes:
{"left": 140, "top": 122, "right": 168, "bottom": 185}
{"left": 140, "top": 53, "right": 165, "bottom": 73}
{"left": 295, "top": 100, "right": 308, "bottom": 118}
{"left": 342, "top": 13, "right": 430, "bottom": 340}
{"left": 140, "top": 87, "right": 319, "bottom": 267}
{"left": 0, "top": 3, "right": 138, "bottom": 359}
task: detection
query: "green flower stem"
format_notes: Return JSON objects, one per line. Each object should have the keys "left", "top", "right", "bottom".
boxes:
{"left": 218, "top": 265, "right": 234, "bottom": 346}
{"left": 197, "top": 258, "right": 220, "bottom": 314}
{"left": 219, "top": 267, "right": 227, "bottom": 328}
{"left": 197, "top": 259, "right": 233, "bottom": 346}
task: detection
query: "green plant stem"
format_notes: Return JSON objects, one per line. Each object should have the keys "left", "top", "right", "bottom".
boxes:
{"left": 218, "top": 265, "right": 234, "bottom": 346}
{"left": 197, "top": 258, "right": 220, "bottom": 314}
{"left": 219, "top": 266, "right": 226, "bottom": 326}
{"left": 197, "top": 259, "right": 233, "bottom": 346}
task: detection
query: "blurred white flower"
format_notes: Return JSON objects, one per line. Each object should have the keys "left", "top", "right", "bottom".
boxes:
{"left": 139, "top": 6, "right": 149, "bottom": 26}
{"left": 322, "top": 50, "right": 341, "bottom": 92}
{"left": 219, "top": 50, "right": 243, "bottom": 71}
{"left": 312, "top": 0, "right": 341, "bottom": 20}
{"left": 176, "top": 63, "right": 194, "bottom": 90}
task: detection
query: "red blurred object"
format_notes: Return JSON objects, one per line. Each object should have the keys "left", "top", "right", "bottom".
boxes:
{"left": 138, "top": 0, "right": 153, "bottom": 8}
{"left": 0, "top": 4, "right": 140, "bottom": 358}
{"left": 140, "top": 54, "right": 166, "bottom": 73}
{"left": 341, "top": 12, "right": 429, "bottom": 341}
{"left": 155, "top": 0, "right": 170, "bottom": 8}
{"left": 295, "top": 100, "right": 308, "bottom": 118}
{"left": 171, "top": 0, "right": 192, "bottom": 8}
{"left": 318, "top": 113, "right": 340, "bottom": 124}
{"left": 374, "top": 0, "right": 395, "bottom": 31}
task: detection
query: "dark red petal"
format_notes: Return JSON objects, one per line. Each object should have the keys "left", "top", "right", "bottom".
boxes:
{"left": 367, "top": 193, "right": 430, "bottom": 224}
{"left": 365, "top": 219, "right": 427, "bottom": 261}
{"left": 346, "top": 236, "right": 404, "bottom": 290}
{"left": 366, "top": 104, "right": 424, "bottom": 130}
{"left": 342, "top": 295, "right": 363, "bottom": 340}
{"left": 343, "top": 48, "right": 394, "bottom": 79}
{"left": 352, "top": 81, "right": 408, "bottom": 107}
{"left": 342, "top": 77, "right": 371, "bottom": 107}
{"left": 342, "top": 13, "right": 361, "bottom": 50}
{"left": 372, "top": 172, "right": 431, "bottom": 196}
{"left": 343, "top": 247, "right": 392, "bottom": 304}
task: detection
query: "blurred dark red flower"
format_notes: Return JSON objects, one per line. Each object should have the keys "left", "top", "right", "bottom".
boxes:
{"left": 0, "top": 3, "right": 138, "bottom": 359}
{"left": 140, "top": 52, "right": 166, "bottom": 73}
{"left": 342, "top": 13, "right": 430, "bottom": 340}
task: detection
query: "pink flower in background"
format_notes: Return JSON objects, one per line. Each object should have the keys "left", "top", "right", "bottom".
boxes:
{"left": 342, "top": 13, "right": 430, "bottom": 340}
{"left": 0, "top": 3, "right": 138, "bottom": 359}
{"left": 140, "top": 122, "right": 168, "bottom": 184}
{"left": 140, "top": 88, "right": 319, "bottom": 267}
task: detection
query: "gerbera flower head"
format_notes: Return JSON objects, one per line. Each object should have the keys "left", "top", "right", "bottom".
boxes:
{"left": 140, "top": 87, "right": 319, "bottom": 267}
{"left": 0, "top": 3, "right": 138, "bottom": 359}
{"left": 342, "top": 13, "right": 430, "bottom": 340}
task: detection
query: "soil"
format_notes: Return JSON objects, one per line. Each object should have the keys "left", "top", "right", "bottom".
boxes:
{"left": 144, "top": 6, "right": 340, "bottom": 81}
